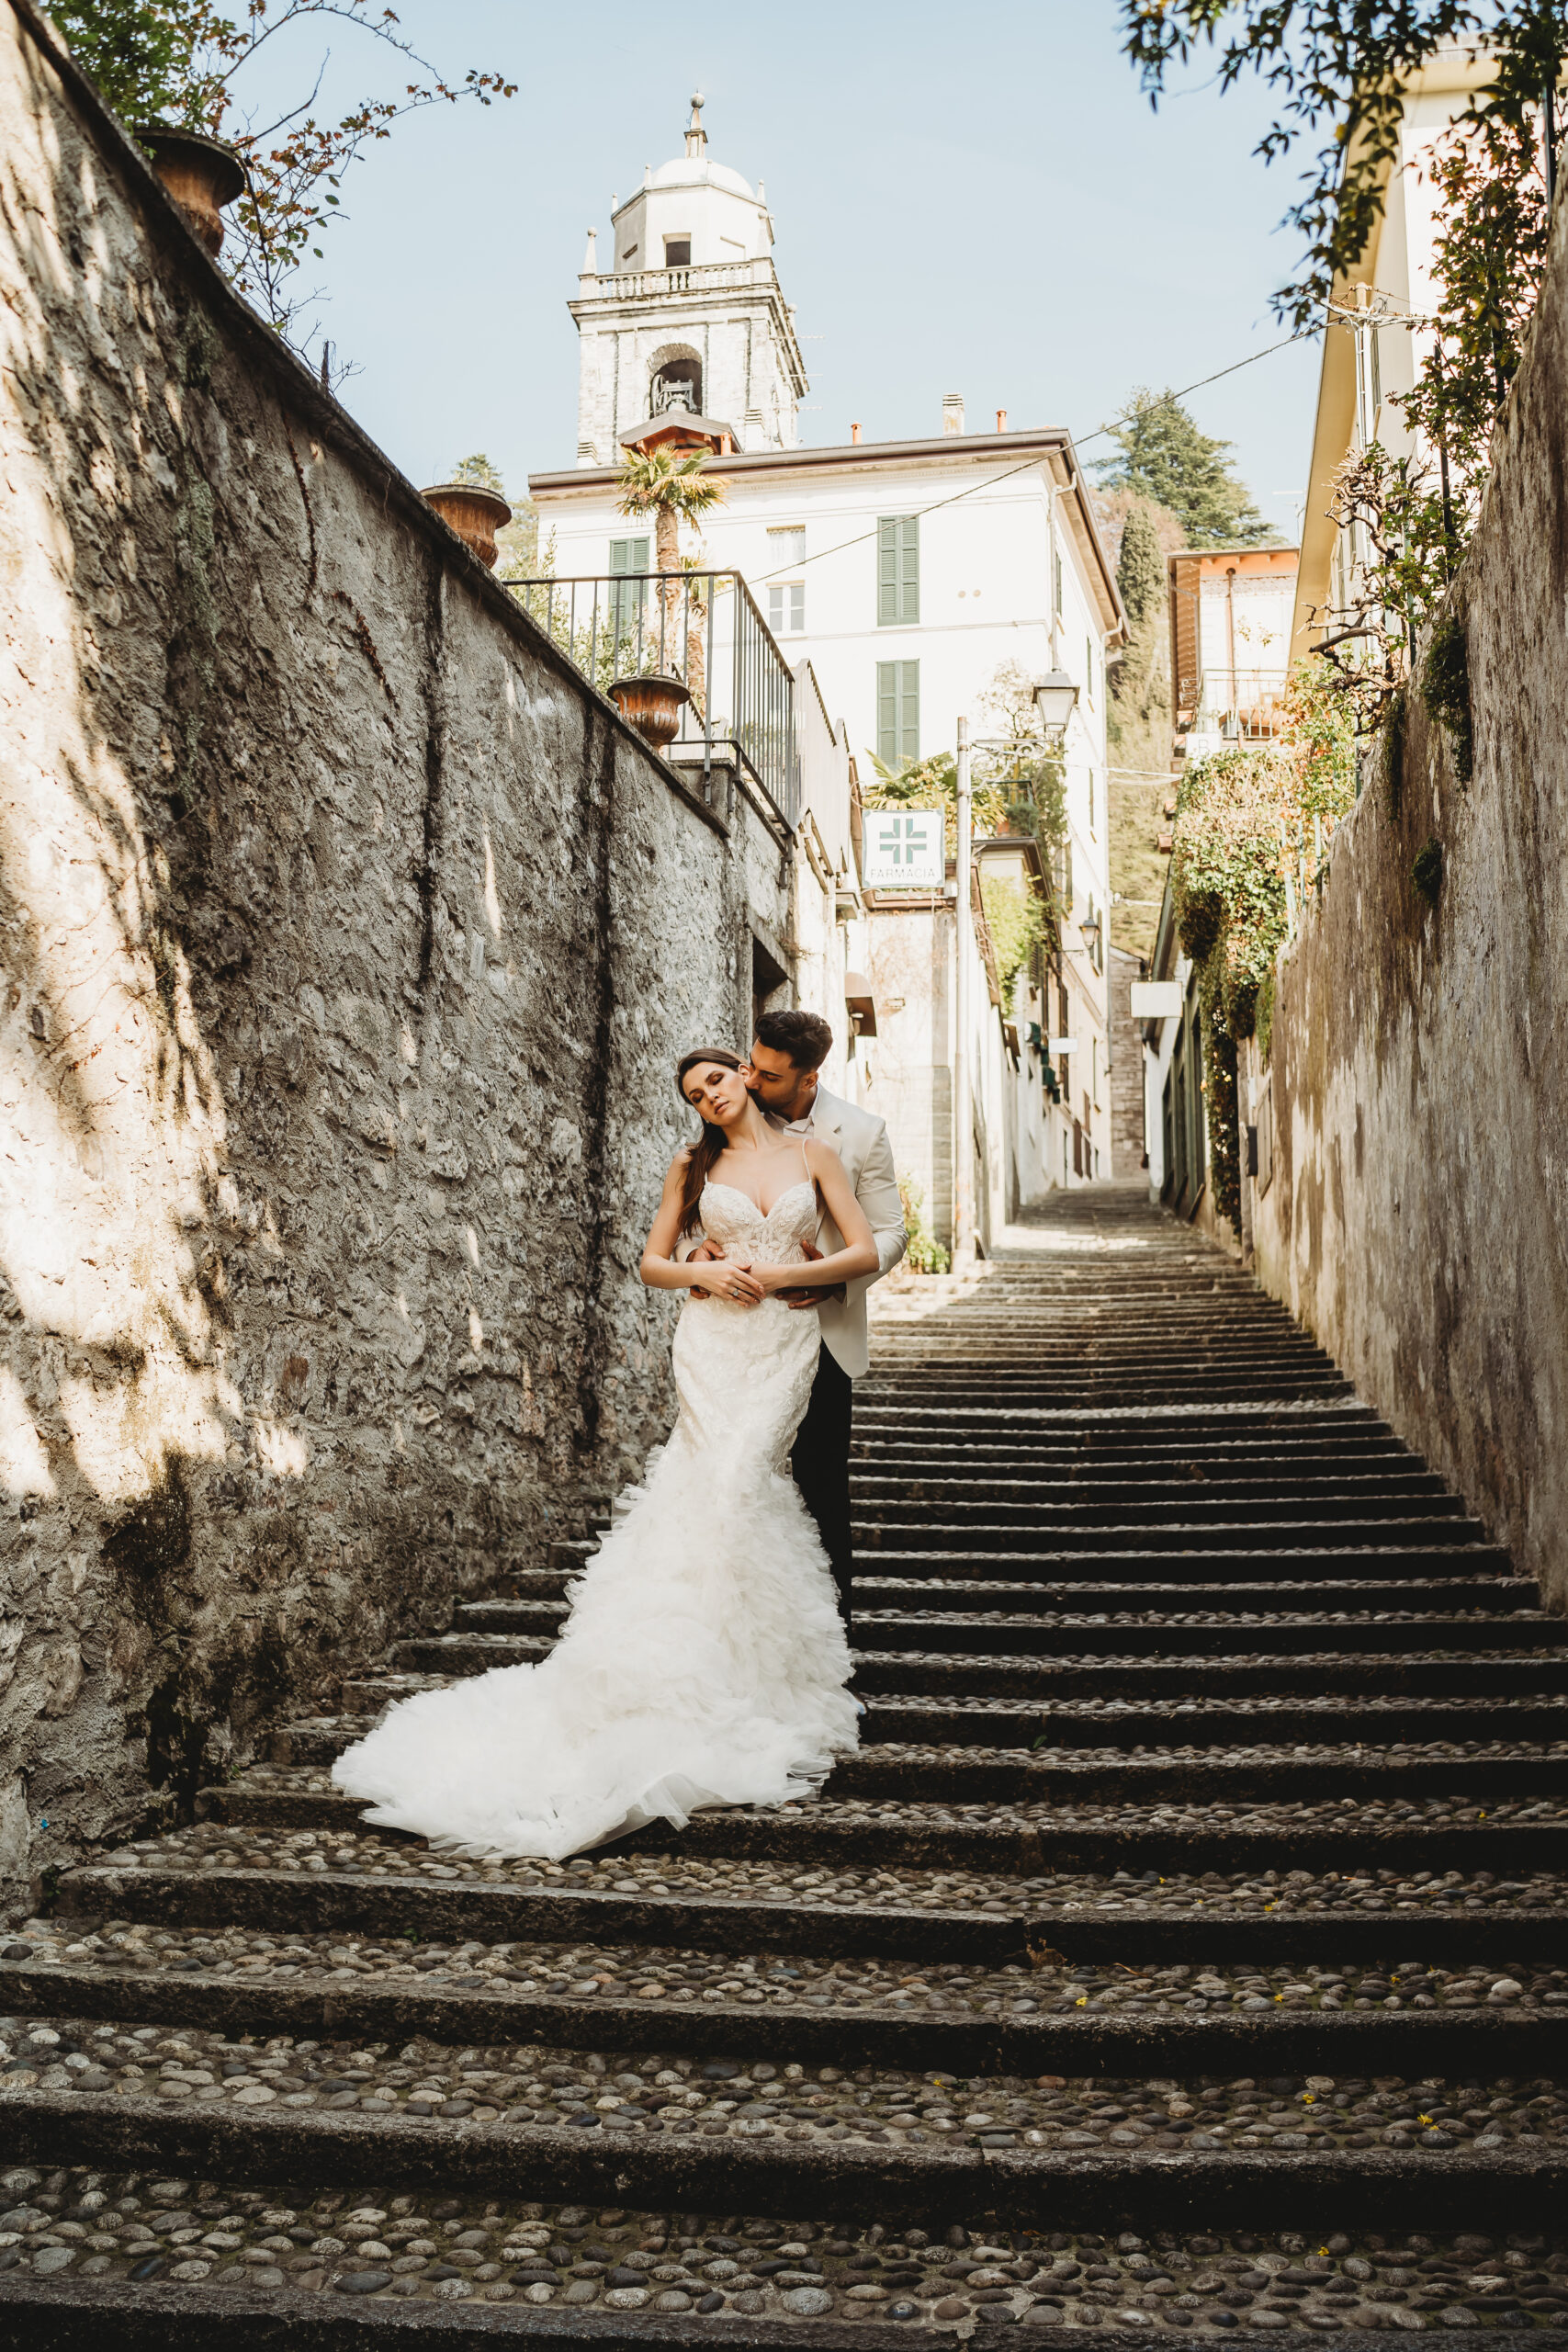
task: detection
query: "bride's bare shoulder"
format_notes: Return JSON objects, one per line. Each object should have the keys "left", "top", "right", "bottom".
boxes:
{"left": 803, "top": 1135, "right": 847, "bottom": 1179}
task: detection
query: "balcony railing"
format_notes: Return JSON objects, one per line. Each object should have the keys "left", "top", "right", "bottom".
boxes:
{"left": 508, "top": 569, "right": 800, "bottom": 831}
{"left": 579, "top": 256, "right": 782, "bottom": 302}
{"left": 1181, "top": 668, "right": 1290, "bottom": 742}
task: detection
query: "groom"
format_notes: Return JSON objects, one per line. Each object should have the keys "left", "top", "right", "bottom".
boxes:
{"left": 692, "top": 1009, "right": 908, "bottom": 1620}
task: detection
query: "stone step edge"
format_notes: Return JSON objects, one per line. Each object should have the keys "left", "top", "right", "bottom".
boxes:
{"left": 170, "top": 1800, "right": 1568, "bottom": 1869}
{"left": 227, "top": 1752, "right": 1568, "bottom": 1805}
{"left": 6, "top": 2282, "right": 1563, "bottom": 2352}
{"left": 0, "top": 2277, "right": 1089, "bottom": 2352}
{"left": 2, "top": 2088, "right": 1566, "bottom": 2233}
{"left": 49, "top": 1871, "right": 1568, "bottom": 1964}
{"left": 6, "top": 1958, "right": 1567, "bottom": 2077}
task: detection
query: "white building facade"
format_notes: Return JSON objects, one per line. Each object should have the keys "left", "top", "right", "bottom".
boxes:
{"left": 531, "top": 100, "right": 1126, "bottom": 1205}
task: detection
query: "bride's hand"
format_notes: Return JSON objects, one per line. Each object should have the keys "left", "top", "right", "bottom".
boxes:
{"left": 750, "top": 1263, "right": 797, "bottom": 1295}
{"left": 692, "top": 1258, "right": 764, "bottom": 1305}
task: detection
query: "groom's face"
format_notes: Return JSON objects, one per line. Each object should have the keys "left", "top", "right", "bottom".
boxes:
{"left": 746, "top": 1042, "right": 818, "bottom": 1121}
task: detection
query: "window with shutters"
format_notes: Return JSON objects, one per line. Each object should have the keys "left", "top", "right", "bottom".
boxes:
{"left": 876, "top": 660, "right": 919, "bottom": 765}
{"left": 769, "top": 582, "right": 805, "bottom": 635}
{"left": 608, "top": 536, "right": 649, "bottom": 641}
{"left": 877, "top": 515, "right": 919, "bottom": 625}
{"left": 768, "top": 525, "right": 806, "bottom": 567}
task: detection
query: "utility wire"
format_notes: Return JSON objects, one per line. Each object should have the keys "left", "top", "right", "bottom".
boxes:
{"left": 750, "top": 331, "right": 1313, "bottom": 586}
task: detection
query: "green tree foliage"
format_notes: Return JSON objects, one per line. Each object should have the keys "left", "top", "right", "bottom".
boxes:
{"left": 1116, "top": 497, "right": 1165, "bottom": 633}
{"left": 1168, "top": 661, "right": 1359, "bottom": 1218}
{"left": 1102, "top": 493, "right": 1180, "bottom": 961}
{"left": 50, "top": 2, "right": 514, "bottom": 368}
{"left": 1093, "top": 389, "right": 1278, "bottom": 548}
{"left": 1119, "top": 0, "right": 1568, "bottom": 329}
{"left": 897, "top": 1173, "right": 951, "bottom": 1275}
{"left": 450, "top": 452, "right": 505, "bottom": 494}
{"left": 51, "top": 0, "right": 210, "bottom": 122}
{"left": 616, "top": 446, "right": 728, "bottom": 572}
{"left": 978, "top": 873, "right": 1049, "bottom": 1016}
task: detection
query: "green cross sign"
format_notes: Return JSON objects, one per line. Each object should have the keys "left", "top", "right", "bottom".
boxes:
{"left": 863, "top": 808, "right": 942, "bottom": 888}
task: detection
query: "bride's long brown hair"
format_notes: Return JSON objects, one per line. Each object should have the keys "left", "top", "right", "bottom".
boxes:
{"left": 674, "top": 1046, "right": 746, "bottom": 1237}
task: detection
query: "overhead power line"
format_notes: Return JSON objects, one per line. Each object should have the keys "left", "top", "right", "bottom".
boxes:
{"left": 751, "top": 331, "right": 1314, "bottom": 586}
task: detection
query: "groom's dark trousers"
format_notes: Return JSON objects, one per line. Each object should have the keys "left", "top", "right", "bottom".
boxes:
{"left": 792, "top": 1343, "right": 855, "bottom": 1622}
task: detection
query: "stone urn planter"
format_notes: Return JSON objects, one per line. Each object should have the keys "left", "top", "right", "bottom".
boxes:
{"left": 609, "top": 673, "right": 691, "bottom": 750}
{"left": 420, "top": 483, "right": 513, "bottom": 570}
{"left": 136, "top": 125, "right": 246, "bottom": 258}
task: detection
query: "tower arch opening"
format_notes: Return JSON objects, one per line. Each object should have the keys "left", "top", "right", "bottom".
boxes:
{"left": 649, "top": 344, "right": 703, "bottom": 416}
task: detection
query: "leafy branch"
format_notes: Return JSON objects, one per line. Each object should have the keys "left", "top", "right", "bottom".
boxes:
{"left": 52, "top": 1, "right": 515, "bottom": 372}
{"left": 1118, "top": 1, "right": 1568, "bottom": 330}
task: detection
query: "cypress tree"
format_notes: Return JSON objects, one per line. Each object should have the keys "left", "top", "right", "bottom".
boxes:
{"left": 1116, "top": 500, "right": 1165, "bottom": 636}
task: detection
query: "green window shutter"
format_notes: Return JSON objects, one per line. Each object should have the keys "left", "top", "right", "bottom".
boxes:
{"left": 608, "top": 537, "right": 649, "bottom": 639}
{"left": 877, "top": 515, "right": 919, "bottom": 624}
{"left": 878, "top": 519, "right": 899, "bottom": 625}
{"left": 877, "top": 660, "right": 919, "bottom": 763}
{"left": 877, "top": 661, "right": 898, "bottom": 762}
{"left": 899, "top": 657, "right": 919, "bottom": 758}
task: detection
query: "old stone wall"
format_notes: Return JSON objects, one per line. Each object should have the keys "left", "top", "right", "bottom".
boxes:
{"left": 1250, "top": 175, "right": 1568, "bottom": 1618}
{"left": 0, "top": 1, "right": 793, "bottom": 1894}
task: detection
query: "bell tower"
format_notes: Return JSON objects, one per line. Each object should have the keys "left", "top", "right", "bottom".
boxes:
{"left": 570, "top": 96, "right": 808, "bottom": 464}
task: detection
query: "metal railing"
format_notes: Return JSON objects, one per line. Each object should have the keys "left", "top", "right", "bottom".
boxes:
{"left": 508, "top": 568, "right": 800, "bottom": 830}
{"left": 1181, "top": 668, "right": 1290, "bottom": 742}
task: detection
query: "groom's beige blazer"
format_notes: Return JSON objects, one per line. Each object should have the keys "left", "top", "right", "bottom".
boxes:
{"left": 771, "top": 1085, "right": 908, "bottom": 1380}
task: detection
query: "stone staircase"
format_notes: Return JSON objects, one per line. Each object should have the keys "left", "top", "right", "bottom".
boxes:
{"left": 4, "top": 1184, "right": 1568, "bottom": 2346}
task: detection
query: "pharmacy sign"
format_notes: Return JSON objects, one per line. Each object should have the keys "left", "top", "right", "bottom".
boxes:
{"left": 862, "top": 808, "right": 944, "bottom": 889}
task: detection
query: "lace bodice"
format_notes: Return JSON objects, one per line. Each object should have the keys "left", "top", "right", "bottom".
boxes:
{"left": 699, "top": 1178, "right": 818, "bottom": 1265}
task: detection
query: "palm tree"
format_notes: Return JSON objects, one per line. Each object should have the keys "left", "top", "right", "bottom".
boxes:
{"left": 616, "top": 447, "right": 728, "bottom": 686}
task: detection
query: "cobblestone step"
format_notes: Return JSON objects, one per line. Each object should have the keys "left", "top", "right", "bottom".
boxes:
{"left": 17, "top": 1186, "right": 1568, "bottom": 2334}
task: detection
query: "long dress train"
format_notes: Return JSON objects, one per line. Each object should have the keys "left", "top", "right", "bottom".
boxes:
{"left": 331, "top": 1176, "right": 859, "bottom": 1859}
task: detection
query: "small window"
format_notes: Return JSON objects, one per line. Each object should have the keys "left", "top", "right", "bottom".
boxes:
{"left": 664, "top": 236, "right": 692, "bottom": 266}
{"left": 877, "top": 515, "right": 919, "bottom": 626}
{"left": 620, "top": 244, "right": 637, "bottom": 265}
{"left": 768, "top": 525, "right": 806, "bottom": 568}
{"left": 876, "top": 660, "right": 919, "bottom": 764}
{"left": 769, "top": 582, "right": 805, "bottom": 635}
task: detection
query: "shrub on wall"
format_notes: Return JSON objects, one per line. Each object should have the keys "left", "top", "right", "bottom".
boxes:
{"left": 1169, "top": 660, "right": 1358, "bottom": 1213}
{"left": 1421, "top": 614, "right": 1474, "bottom": 785}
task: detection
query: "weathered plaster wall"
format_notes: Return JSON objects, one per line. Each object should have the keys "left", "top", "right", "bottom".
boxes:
{"left": 0, "top": 1, "right": 790, "bottom": 1894}
{"left": 1251, "top": 178, "right": 1568, "bottom": 1618}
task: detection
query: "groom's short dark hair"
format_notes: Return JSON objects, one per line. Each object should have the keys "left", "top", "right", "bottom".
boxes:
{"left": 754, "top": 1008, "right": 833, "bottom": 1070}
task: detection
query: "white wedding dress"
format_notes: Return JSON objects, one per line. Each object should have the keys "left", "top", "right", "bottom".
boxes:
{"left": 332, "top": 1172, "right": 860, "bottom": 1859}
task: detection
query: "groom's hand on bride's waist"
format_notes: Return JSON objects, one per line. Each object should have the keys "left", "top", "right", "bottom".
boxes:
{"left": 777, "top": 1239, "right": 846, "bottom": 1310}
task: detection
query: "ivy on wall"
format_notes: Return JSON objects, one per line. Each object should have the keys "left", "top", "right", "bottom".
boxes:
{"left": 1169, "top": 661, "right": 1358, "bottom": 1223}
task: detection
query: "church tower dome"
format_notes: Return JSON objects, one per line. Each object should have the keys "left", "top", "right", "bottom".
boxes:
{"left": 569, "top": 96, "right": 807, "bottom": 464}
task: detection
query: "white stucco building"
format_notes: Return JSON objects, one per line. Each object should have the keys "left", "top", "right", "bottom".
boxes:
{"left": 1292, "top": 47, "right": 1494, "bottom": 658}
{"left": 530, "top": 97, "right": 1126, "bottom": 1204}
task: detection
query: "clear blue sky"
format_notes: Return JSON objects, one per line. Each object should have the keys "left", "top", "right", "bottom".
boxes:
{"left": 229, "top": 0, "right": 1324, "bottom": 537}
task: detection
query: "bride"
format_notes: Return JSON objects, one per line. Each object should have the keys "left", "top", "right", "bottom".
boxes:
{"left": 332, "top": 1047, "right": 879, "bottom": 1860}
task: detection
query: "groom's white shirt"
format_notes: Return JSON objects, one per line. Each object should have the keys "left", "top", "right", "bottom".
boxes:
{"left": 770, "top": 1084, "right": 907, "bottom": 1380}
